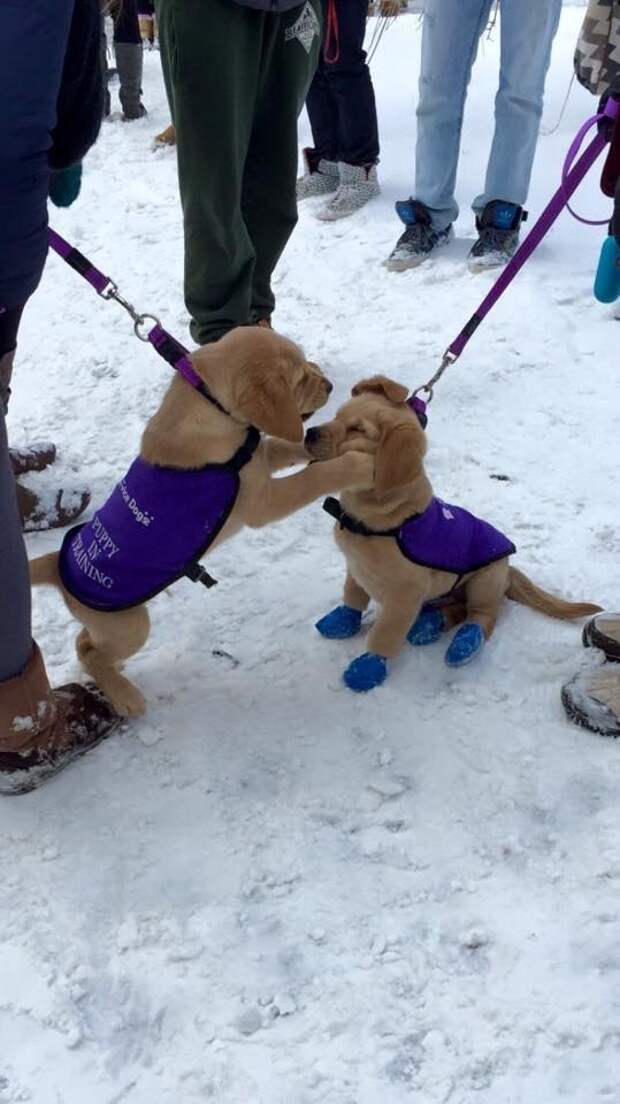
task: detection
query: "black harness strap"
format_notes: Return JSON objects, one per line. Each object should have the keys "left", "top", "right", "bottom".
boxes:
{"left": 184, "top": 427, "right": 262, "bottom": 591}
{"left": 228, "top": 426, "right": 261, "bottom": 472}
{"left": 323, "top": 496, "right": 402, "bottom": 539}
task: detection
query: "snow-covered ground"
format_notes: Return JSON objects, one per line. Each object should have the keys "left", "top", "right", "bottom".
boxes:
{"left": 3, "top": 9, "right": 620, "bottom": 1103}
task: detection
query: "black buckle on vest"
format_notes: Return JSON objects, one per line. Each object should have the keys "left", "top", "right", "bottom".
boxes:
{"left": 323, "top": 496, "right": 343, "bottom": 522}
{"left": 185, "top": 562, "right": 218, "bottom": 589}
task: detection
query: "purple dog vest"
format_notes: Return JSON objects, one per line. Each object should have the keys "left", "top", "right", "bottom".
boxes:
{"left": 59, "top": 429, "right": 260, "bottom": 611}
{"left": 323, "top": 496, "right": 516, "bottom": 577}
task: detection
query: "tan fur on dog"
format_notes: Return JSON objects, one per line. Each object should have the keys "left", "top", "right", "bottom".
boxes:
{"left": 30, "top": 329, "right": 373, "bottom": 715}
{"left": 306, "top": 375, "right": 601, "bottom": 663}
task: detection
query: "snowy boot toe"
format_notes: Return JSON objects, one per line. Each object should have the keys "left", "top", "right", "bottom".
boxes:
{"left": 10, "top": 441, "right": 57, "bottom": 477}
{"left": 407, "top": 606, "right": 445, "bottom": 646}
{"left": 582, "top": 612, "right": 620, "bottom": 662}
{"left": 343, "top": 652, "right": 387, "bottom": 692}
{"left": 17, "top": 477, "right": 90, "bottom": 533}
{"left": 562, "top": 667, "right": 620, "bottom": 738}
{"left": 0, "top": 645, "right": 120, "bottom": 795}
{"left": 445, "top": 623, "right": 485, "bottom": 668}
{"left": 317, "top": 163, "right": 379, "bottom": 221}
{"left": 316, "top": 605, "right": 362, "bottom": 640}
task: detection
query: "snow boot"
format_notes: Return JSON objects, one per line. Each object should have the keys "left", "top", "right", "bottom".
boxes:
{"left": 562, "top": 667, "right": 620, "bottom": 738}
{"left": 297, "top": 148, "right": 339, "bottom": 200}
{"left": 114, "top": 42, "right": 147, "bottom": 120}
{"left": 582, "top": 612, "right": 620, "bottom": 662}
{"left": 385, "top": 199, "right": 453, "bottom": 271}
{"left": 317, "top": 162, "right": 380, "bottom": 221}
{"left": 468, "top": 201, "right": 527, "bottom": 273}
{"left": 154, "top": 122, "right": 176, "bottom": 147}
{"left": 16, "top": 479, "right": 91, "bottom": 533}
{"left": 10, "top": 442, "right": 57, "bottom": 477}
{"left": 1, "top": 350, "right": 90, "bottom": 532}
{"left": 0, "top": 644, "right": 119, "bottom": 795}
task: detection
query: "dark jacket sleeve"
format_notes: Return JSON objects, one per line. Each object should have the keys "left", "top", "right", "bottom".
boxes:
{"left": 0, "top": 0, "right": 102, "bottom": 312}
{"left": 50, "top": 0, "right": 104, "bottom": 170}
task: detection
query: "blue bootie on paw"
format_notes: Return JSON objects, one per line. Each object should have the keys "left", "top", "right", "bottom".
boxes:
{"left": 444, "top": 623, "right": 485, "bottom": 668}
{"left": 316, "top": 605, "right": 362, "bottom": 640}
{"left": 343, "top": 652, "right": 388, "bottom": 692}
{"left": 407, "top": 605, "right": 445, "bottom": 646}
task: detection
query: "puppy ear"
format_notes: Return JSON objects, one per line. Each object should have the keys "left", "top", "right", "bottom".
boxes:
{"left": 375, "top": 423, "right": 425, "bottom": 494}
{"left": 351, "top": 376, "right": 410, "bottom": 404}
{"left": 236, "top": 367, "right": 304, "bottom": 442}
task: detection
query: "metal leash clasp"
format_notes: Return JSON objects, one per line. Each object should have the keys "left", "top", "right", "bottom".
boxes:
{"left": 414, "top": 349, "right": 458, "bottom": 404}
{"left": 99, "top": 282, "right": 161, "bottom": 341}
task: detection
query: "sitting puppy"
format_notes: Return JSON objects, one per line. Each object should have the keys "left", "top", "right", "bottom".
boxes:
{"left": 305, "top": 375, "right": 601, "bottom": 692}
{"left": 30, "top": 329, "right": 373, "bottom": 715}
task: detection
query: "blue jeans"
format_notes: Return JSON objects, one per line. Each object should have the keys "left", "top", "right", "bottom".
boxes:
{"left": 415, "top": 0, "right": 563, "bottom": 230}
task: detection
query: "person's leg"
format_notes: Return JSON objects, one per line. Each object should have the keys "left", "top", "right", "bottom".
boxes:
{"left": 156, "top": 0, "right": 262, "bottom": 344}
{"left": 113, "top": 0, "right": 146, "bottom": 120}
{"left": 0, "top": 312, "right": 31, "bottom": 682}
{"left": 415, "top": 0, "right": 494, "bottom": 230}
{"left": 322, "top": 0, "right": 379, "bottom": 166}
{"left": 243, "top": 0, "right": 322, "bottom": 325}
{"left": 474, "top": 0, "right": 563, "bottom": 213}
{"left": 306, "top": 57, "right": 339, "bottom": 163}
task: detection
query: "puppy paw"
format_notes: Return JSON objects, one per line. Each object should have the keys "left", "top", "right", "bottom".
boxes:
{"left": 107, "top": 679, "right": 147, "bottom": 717}
{"left": 444, "top": 623, "right": 485, "bottom": 668}
{"left": 316, "top": 605, "right": 362, "bottom": 640}
{"left": 343, "top": 652, "right": 387, "bottom": 692}
{"left": 407, "top": 605, "right": 445, "bottom": 646}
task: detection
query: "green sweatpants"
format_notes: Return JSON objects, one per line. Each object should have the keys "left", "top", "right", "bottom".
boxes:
{"left": 156, "top": 0, "right": 322, "bottom": 345}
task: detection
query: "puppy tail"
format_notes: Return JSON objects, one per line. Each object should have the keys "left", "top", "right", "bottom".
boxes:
{"left": 29, "top": 552, "right": 60, "bottom": 589}
{"left": 507, "top": 566, "right": 602, "bottom": 621}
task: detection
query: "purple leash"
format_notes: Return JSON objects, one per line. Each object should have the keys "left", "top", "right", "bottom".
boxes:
{"left": 416, "top": 96, "right": 620, "bottom": 403}
{"left": 47, "top": 228, "right": 215, "bottom": 401}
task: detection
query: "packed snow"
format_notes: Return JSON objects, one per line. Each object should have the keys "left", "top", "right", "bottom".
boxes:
{"left": 2, "top": 8, "right": 619, "bottom": 1103}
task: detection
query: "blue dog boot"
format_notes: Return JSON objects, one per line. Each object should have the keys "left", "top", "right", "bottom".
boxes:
{"left": 445, "top": 623, "right": 485, "bottom": 668}
{"left": 316, "top": 605, "right": 362, "bottom": 640}
{"left": 343, "top": 652, "right": 387, "bottom": 692}
{"left": 407, "top": 605, "right": 445, "bottom": 646}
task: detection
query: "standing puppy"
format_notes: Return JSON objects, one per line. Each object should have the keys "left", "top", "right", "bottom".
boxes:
{"left": 305, "top": 376, "right": 601, "bottom": 692}
{"left": 30, "top": 329, "right": 373, "bottom": 715}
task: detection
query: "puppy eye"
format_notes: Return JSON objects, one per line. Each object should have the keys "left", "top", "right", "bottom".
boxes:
{"left": 347, "top": 424, "right": 363, "bottom": 434}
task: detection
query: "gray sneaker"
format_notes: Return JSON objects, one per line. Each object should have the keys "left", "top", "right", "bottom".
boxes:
{"left": 297, "top": 148, "right": 339, "bottom": 200}
{"left": 317, "top": 162, "right": 380, "bottom": 222}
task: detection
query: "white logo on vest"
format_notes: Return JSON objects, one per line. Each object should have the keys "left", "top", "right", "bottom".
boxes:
{"left": 284, "top": 1, "right": 320, "bottom": 55}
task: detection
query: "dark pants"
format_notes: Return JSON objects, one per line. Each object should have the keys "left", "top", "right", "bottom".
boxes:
{"left": 113, "top": 0, "right": 141, "bottom": 44}
{"left": 306, "top": 0, "right": 379, "bottom": 166}
{"left": 0, "top": 308, "right": 31, "bottom": 682}
{"left": 156, "top": 0, "right": 322, "bottom": 345}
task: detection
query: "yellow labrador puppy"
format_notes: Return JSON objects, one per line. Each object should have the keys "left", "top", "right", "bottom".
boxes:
{"left": 305, "top": 375, "right": 600, "bottom": 692}
{"left": 30, "top": 328, "right": 373, "bottom": 714}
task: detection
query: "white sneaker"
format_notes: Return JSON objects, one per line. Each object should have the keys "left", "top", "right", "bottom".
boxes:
{"left": 297, "top": 148, "right": 339, "bottom": 200}
{"left": 316, "top": 162, "right": 380, "bottom": 222}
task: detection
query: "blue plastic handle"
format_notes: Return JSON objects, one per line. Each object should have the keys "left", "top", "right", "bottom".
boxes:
{"left": 594, "top": 236, "right": 620, "bottom": 304}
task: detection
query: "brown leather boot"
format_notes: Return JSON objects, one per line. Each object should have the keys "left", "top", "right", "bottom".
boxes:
{"left": 0, "top": 644, "right": 120, "bottom": 795}
{"left": 10, "top": 441, "right": 57, "bottom": 476}
{"left": 16, "top": 480, "right": 91, "bottom": 532}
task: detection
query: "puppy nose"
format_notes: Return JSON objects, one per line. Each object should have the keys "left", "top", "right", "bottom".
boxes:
{"left": 325, "top": 380, "right": 333, "bottom": 395}
{"left": 305, "top": 426, "right": 320, "bottom": 445}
